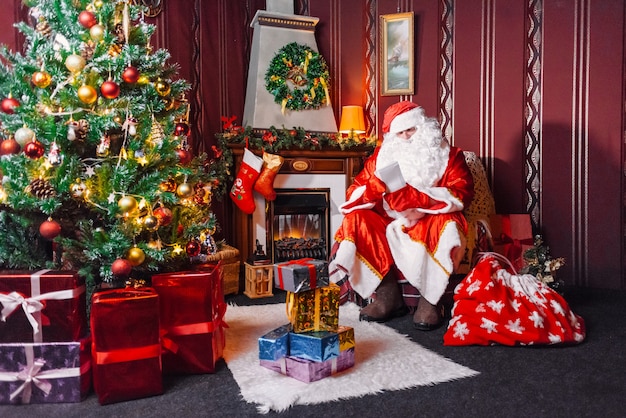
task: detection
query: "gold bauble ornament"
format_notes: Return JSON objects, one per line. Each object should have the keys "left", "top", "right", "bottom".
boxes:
{"left": 176, "top": 182, "right": 193, "bottom": 198}
{"left": 89, "top": 24, "right": 105, "bottom": 42}
{"left": 127, "top": 247, "right": 146, "bottom": 266}
{"left": 143, "top": 215, "right": 159, "bottom": 231}
{"left": 118, "top": 195, "right": 138, "bottom": 214}
{"left": 162, "top": 96, "right": 175, "bottom": 111}
{"left": 78, "top": 85, "right": 98, "bottom": 104}
{"left": 70, "top": 180, "right": 87, "bottom": 199}
{"left": 65, "top": 54, "right": 86, "bottom": 73}
{"left": 154, "top": 79, "right": 171, "bottom": 96}
{"left": 32, "top": 70, "right": 52, "bottom": 88}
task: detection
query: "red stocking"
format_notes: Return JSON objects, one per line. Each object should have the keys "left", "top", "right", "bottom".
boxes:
{"left": 230, "top": 148, "right": 263, "bottom": 214}
{"left": 254, "top": 152, "right": 284, "bottom": 201}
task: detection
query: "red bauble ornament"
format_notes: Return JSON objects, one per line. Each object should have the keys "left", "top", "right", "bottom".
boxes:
{"left": 122, "top": 66, "right": 140, "bottom": 84}
{"left": 78, "top": 10, "right": 97, "bottom": 28}
{"left": 153, "top": 206, "right": 173, "bottom": 226}
{"left": 0, "top": 138, "right": 21, "bottom": 155}
{"left": 174, "top": 122, "right": 190, "bottom": 136}
{"left": 1, "top": 97, "right": 19, "bottom": 114}
{"left": 176, "top": 149, "right": 192, "bottom": 165}
{"left": 39, "top": 218, "right": 62, "bottom": 240}
{"left": 23, "top": 140, "right": 45, "bottom": 159}
{"left": 100, "top": 79, "right": 120, "bottom": 99}
{"left": 111, "top": 258, "right": 133, "bottom": 277}
{"left": 186, "top": 239, "right": 202, "bottom": 257}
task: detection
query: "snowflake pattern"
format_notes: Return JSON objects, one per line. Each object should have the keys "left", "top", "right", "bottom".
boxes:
{"left": 486, "top": 300, "right": 504, "bottom": 313}
{"left": 466, "top": 280, "right": 482, "bottom": 295}
{"left": 505, "top": 318, "right": 525, "bottom": 334}
{"left": 480, "top": 317, "right": 498, "bottom": 334}
{"left": 528, "top": 311, "right": 545, "bottom": 328}
{"left": 452, "top": 320, "right": 470, "bottom": 340}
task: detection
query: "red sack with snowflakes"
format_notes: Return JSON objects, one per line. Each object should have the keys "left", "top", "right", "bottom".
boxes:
{"left": 443, "top": 253, "right": 586, "bottom": 346}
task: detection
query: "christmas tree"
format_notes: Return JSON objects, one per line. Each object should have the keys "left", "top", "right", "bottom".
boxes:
{"left": 0, "top": 0, "right": 219, "bottom": 297}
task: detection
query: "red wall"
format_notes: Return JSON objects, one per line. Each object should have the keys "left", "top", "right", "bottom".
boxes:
{"left": 2, "top": 0, "right": 624, "bottom": 289}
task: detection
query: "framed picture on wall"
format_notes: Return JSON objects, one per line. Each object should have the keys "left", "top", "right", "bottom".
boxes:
{"left": 380, "top": 12, "right": 414, "bottom": 96}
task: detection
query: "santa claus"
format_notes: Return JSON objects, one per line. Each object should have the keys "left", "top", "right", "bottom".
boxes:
{"left": 329, "top": 101, "right": 475, "bottom": 330}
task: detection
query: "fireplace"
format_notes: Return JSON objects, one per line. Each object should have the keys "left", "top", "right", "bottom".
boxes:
{"left": 268, "top": 188, "right": 331, "bottom": 263}
{"left": 228, "top": 145, "right": 371, "bottom": 264}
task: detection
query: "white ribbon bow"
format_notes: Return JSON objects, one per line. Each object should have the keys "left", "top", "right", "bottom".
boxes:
{"left": 0, "top": 292, "right": 45, "bottom": 334}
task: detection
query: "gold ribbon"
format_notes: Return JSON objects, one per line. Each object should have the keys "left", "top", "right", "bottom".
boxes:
{"left": 320, "top": 77, "right": 330, "bottom": 106}
{"left": 281, "top": 98, "right": 288, "bottom": 115}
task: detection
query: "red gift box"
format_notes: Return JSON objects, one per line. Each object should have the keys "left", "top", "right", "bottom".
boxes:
{"left": 489, "top": 214, "right": 534, "bottom": 270}
{"left": 152, "top": 262, "right": 227, "bottom": 374}
{"left": 90, "top": 287, "right": 162, "bottom": 405}
{"left": 0, "top": 270, "right": 87, "bottom": 343}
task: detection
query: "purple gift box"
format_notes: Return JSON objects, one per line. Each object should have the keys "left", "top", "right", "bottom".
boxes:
{"left": 289, "top": 330, "right": 339, "bottom": 362}
{"left": 258, "top": 324, "right": 291, "bottom": 361}
{"left": 0, "top": 338, "right": 91, "bottom": 404}
{"left": 260, "top": 348, "right": 355, "bottom": 383}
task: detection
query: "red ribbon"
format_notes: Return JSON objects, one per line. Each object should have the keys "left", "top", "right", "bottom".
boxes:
{"left": 277, "top": 258, "right": 317, "bottom": 290}
{"left": 94, "top": 344, "right": 161, "bottom": 365}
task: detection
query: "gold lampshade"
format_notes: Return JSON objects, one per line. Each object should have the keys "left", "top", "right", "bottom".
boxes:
{"left": 339, "top": 105, "right": 366, "bottom": 134}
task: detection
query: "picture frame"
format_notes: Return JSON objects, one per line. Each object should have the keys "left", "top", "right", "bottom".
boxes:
{"left": 380, "top": 12, "right": 415, "bottom": 96}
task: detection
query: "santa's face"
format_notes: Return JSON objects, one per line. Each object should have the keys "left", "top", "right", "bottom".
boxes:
{"left": 395, "top": 127, "right": 417, "bottom": 140}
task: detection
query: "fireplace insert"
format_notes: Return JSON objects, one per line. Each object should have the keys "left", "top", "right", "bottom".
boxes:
{"left": 267, "top": 188, "right": 331, "bottom": 263}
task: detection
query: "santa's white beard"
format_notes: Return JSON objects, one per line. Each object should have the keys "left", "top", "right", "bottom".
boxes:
{"left": 377, "top": 127, "right": 450, "bottom": 190}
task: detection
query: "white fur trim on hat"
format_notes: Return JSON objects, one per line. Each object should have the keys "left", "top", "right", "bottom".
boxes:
{"left": 389, "top": 107, "right": 420, "bottom": 134}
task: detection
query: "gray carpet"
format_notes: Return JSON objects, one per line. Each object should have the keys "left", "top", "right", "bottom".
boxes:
{"left": 0, "top": 286, "right": 624, "bottom": 417}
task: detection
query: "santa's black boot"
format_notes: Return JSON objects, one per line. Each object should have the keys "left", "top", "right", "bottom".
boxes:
{"left": 413, "top": 297, "right": 443, "bottom": 331}
{"left": 359, "top": 273, "right": 408, "bottom": 322}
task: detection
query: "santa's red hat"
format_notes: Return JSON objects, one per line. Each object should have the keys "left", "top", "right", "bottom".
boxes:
{"left": 382, "top": 101, "right": 420, "bottom": 134}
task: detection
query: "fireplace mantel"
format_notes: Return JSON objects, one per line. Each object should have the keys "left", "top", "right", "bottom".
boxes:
{"left": 228, "top": 144, "right": 373, "bottom": 264}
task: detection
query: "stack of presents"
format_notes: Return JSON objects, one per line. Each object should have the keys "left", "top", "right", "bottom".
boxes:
{"left": 258, "top": 258, "right": 355, "bottom": 383}
{"left": 0, "top": 262, "right": 227, "bottom": 405}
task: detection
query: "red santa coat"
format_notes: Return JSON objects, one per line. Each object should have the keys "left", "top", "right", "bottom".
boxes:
{"left": 330, "top": 146, "right": 474, "bottom": 304}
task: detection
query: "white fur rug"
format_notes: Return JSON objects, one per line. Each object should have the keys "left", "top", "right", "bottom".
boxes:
{"left": 223, "top": 302, "right": 479, "bottom": 413}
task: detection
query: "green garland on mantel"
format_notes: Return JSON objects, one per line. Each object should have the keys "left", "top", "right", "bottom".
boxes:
{"left": 207, "top": 116, "right": 377, "bottom": 199}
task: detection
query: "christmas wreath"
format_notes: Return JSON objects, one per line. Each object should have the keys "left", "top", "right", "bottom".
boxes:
{"left": 265, "top": 42, "right": 331, "bottom": 113}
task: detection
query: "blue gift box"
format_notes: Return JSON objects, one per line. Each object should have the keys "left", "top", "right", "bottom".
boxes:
{"left": 289, "top": 330, "right": 339, "bottom": 362}
{"left": 0, "top": 338, "right": 91, "bottom": 404}
{"left": 258, "top": 324, "right": 291, "bottom": 361}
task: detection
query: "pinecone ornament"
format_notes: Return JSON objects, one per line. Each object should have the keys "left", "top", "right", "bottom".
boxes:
{"left": 114, "top": 23, "right": 126, "bottom": 45}
{"left": 67, "top": 119, "right": 89, "bottom": 142}
{"left": 26, "top": 178, "right": 56, "bottom": 198}
{"left": 81, "top": 41, "right": 96, "bottom": 61}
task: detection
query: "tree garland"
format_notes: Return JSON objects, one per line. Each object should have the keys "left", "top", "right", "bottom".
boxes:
{"left": 265, "top": 42, "right": 331, "bottom": 113}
